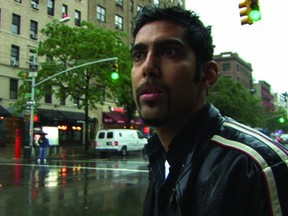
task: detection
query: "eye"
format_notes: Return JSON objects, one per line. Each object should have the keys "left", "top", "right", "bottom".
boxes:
{"left": 132, "top": 51, "right": 145, "bottom": 62}
{"left": 162, "top": 48, "right": 176, "bottom": 57}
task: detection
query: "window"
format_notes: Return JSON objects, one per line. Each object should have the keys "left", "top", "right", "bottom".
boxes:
{"left": 45, "top": 94, "right": 52, "bottom": 103}
{"left": 137, "top": 131, "right": 144, "bottom": 139}
{"left": 31, "top": 0, "right": 39, "bottom": 10}
{"left": 48, "top": 0, "right": 55, "bottom": 16}
{"left": 12, "top": 14, "right": 21, "bottom": 34}
{"left": 60, "top": 96, "right": 66, "bottom": 105}
{"left": 62, "top": 4, "right": 68, "bottom": 18}
{"left": 115, "top": 15, "right": 123, "bottom": 30}
{"left": 30, "top": 20, "right": 38, "bottom": 40}
{"left": 98, "top": 132, "right": 105, "bottom": 139}
{"left": 97, "top": 6, "right": 106, "bottom": 22}
{"left": 10, "top": 79, "right": 18, "bottom": 99}
{"left": 14, "top": 0, "right": 22, "bottom": 3}
{"left": 222, "top": 63, "right": 231, "bottom": 71}
{"left": 73, "top": 98, "right": 79, "bottom": 107}
{"left": 130, "top": 21, "right": 133, "bottom": 33}
{"left": 75, "top": 10, "right": 81, "bottom": 26}
{"left": 11, "top": 45, "right": 20, "bottom": 66}
{"left": 130, "top": 1, "right": 134, "bottom": 11}
{"left": 107, "top": 132, "right": 113, "bottom": 139}
{"left": 0, "top": 9, "right": 2, "bottom": 28}
{"left": 115, "top": 0, "right": 123, "bottom": 7}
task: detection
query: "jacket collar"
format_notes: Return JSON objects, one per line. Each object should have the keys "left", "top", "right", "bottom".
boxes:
{"left": 146, "top": 103, "right": 223, "bottom": 168}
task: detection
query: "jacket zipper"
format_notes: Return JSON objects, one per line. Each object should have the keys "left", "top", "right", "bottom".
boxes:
{"left": 172, "top": 188, "right": 182, "bottom": 216}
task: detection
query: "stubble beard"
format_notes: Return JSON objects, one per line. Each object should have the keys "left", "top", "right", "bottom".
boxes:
{"left": 137, "top": 99, "right": 170, "bottom": 128}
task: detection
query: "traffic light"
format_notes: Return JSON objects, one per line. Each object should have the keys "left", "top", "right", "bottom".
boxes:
{"left": 279, "top": 117, "right": 285, "bottom": 124}
{"left": 111, "top": 63, "right": 119, "bottom": 80}
{"left": 239, "top": 0, "right": 261, "bottom": 25}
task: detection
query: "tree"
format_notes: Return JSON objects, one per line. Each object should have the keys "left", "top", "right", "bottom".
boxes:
{"left": 17, "top": 21, "right": 133, "bottom": 150}
{"left": 208, "top": 77, "right": 264, "bottom": 127}
{"left": 263, "top": 107, "right": 288, "bottom": 132}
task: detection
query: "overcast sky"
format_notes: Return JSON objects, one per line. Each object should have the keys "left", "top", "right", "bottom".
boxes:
{"left": 186, "top": 0, "right": 288, "bottom": 94}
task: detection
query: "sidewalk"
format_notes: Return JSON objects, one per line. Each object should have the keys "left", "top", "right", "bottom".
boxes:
{"left": 0, "top": 145, "right": 91, "bottom": 162}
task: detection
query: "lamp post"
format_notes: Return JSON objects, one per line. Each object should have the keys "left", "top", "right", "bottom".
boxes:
{"left": 28, "top": 17, "right": 70, "bottom": 157}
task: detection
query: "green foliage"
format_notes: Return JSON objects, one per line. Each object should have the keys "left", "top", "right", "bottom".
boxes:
{"left": 208, "top": 77, "right": 264, "bottom": 127}
{"left": 16, "top": 20, "right": 134, "bottom": 149}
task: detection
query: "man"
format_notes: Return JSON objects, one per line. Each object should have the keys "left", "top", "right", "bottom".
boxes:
{"left": 131, "top": 6, "right": 288, "bottom": 216}
{"left": 37, "top": 132, "right": 49, "bottom": 164}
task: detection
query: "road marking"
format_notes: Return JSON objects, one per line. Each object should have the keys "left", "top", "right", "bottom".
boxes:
{"left": 0, "top": 162, "right": 149, "bottom": 173}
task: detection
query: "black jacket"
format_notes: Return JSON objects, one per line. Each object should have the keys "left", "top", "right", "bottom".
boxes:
{"left": 144, "top": 103, "right": 288, "bottom": 216}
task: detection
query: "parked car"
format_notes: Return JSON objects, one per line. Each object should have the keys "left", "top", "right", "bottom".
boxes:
{"left": 277, "top": 134, "right": 288, "bottom": 146}
{"left": 93, "top": 129, "right": 148, "bottom": 156}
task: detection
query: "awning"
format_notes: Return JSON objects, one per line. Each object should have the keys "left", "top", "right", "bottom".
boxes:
{"left": 0, "top": 105, "right": 11, "bottom": 117}
{"left": 38, "top": 109, "right": 85, "bottom": 122}
{"left": 131, "top": 116, "right": 144, "bottom": 125}
{"left": 60, "top": 110, "right": 85, "bottom": 122}
{"left": 103, "top": 112, "right": 128, "bottom": 124}
{"left": 38, "top": 109, "right": 66, "bottom": 121}
{"left": 102, "top": 112, "right": 144, "bottom": 126}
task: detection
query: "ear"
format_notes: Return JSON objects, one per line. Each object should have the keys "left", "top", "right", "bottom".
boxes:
{"left": 200, "top": 60, "right": 219, "bottom": 89}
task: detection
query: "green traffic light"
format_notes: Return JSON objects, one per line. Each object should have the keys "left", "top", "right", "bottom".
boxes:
{"left": 249, "top": 2, "right": 261, "bottom": 22}
{"left": 249, "top": 10, "right": 261, "bottom": 21}
{"left": 111, "top": 72, "right": 119, "bottom": 80}
{"left": 279, "top": 117, "right": 285, "bottom": 124}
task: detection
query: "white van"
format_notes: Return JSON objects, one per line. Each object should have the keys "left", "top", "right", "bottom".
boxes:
{"left": 93, "top": 129, "right": 148, "bottom": 156}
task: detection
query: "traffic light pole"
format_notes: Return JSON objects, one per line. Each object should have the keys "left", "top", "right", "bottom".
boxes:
{"left": 28, "top": 57, "right": 118, "bottom": 157}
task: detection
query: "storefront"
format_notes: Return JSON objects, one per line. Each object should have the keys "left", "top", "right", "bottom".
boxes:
{"left": 37, "top": 109, "right": 85, "bottom": 146}
{"left": 0, "top": 105, "right": 13, "bottom": 147}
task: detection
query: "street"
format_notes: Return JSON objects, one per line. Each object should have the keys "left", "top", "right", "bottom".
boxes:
{"left": 0, "top": 153, "right": 149, "bottom": 216}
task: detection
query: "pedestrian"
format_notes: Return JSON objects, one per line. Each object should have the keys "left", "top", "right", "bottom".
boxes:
{"left": 131, "top": 6, "right": 288, "bottom": 216}
{"left": 37, "top": 132, "right": 49, "bottom": 164}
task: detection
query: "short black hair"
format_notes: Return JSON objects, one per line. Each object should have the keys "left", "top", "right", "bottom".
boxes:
{"left": 133, "top": 6, "right": 215, "bottom": 82}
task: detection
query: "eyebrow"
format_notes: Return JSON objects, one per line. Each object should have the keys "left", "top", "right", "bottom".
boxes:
{"left": 131, "top": 38, "right": 186, "bottom": 53}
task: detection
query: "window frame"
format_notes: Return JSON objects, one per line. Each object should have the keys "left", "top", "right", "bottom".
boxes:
{"left": 96, "top": 5, "right": 106, "bottom": 23}
{"left": 12, "top": 13, "right": 21, "bottom": 34}
{"left": 10, "top": 79, "right": 18, "bottom": 99}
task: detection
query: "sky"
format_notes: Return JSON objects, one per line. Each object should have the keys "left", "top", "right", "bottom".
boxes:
{"left": 186, "top": 0, "right": 288, "bottom": 94}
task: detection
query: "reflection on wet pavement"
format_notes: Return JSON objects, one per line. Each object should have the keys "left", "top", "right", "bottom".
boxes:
{"left": 0, "top": 156, "right": 149, "bottom": 216}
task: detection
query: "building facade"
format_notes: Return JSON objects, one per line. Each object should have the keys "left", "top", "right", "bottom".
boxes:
{"left": 214, "top": 52, "right": 254, "bottom": 90}
{"left": 0, "top": 0, "right": 184, "bottom": 147}
{"left": 253, "top": 81, "right": 275, "bottom": 111}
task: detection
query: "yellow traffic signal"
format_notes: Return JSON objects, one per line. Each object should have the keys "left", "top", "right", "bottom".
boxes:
{"left": 239, "top": 0, "right": 261, "bottom": 25}
{"left": 113, "top": 63, "right": 118, "bottom": 72}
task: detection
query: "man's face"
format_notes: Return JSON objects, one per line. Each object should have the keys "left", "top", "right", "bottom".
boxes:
{"left": 131, "top": 20, "right": 202, "bottom": 127}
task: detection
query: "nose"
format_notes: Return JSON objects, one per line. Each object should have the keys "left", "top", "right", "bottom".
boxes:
{"left": 142, "top": 53, "right": 160, "bottom": 78}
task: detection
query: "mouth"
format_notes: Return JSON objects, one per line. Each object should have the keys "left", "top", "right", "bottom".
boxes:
{"left": 137, "top": 84, "right": 166, "bottom": 102}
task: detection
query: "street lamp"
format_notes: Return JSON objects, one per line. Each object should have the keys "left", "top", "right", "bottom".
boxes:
{"left": 28, "top": 17, "right": 70, "bottom": 157}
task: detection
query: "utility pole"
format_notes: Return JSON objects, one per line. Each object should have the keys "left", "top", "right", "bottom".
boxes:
{"left": 27, "top": 17, "right": 71, "bottom": 157}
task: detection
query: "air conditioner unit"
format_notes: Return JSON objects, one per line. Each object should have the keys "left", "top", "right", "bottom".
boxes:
{"left": 11, "top": 59, "right": 19, "bottom": 66}
{"left": 116, "top": 0, "right": 123, "bottom": 6}
{"left": 31, "top": 2, "right": 39, "bottom": 10}
{"left": 30, "top": 32, "right": 38, "bottom": 40}
{"left": 115, "top": 24, "right": 121, "bottom": 29}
